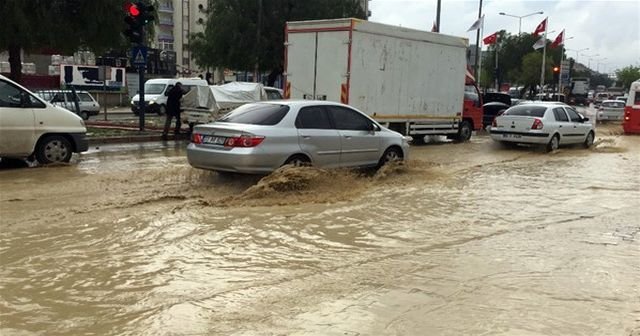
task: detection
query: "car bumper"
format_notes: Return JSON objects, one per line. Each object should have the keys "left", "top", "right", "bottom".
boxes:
{"left": 597, "top": 112, "right": 623, "bottom": 121}
{"left": 489, "top": 129, "right": 550, "bottom": 144}
{"left": 131, "top": 103, "right": 158, "bottom": 113}
{"left": 70, "top": 132, "right": 89, "bottom": 153}
{"left": 186, "top": 143, "right": 286, "bottom": 174}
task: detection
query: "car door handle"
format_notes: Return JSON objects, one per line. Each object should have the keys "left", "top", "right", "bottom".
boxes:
{"left": 302, "top": 136, "right": 311, "bottom": 139}
{"left": 559, "top": 125, "right": 562, "bottom": 128}
{"left": 343, "top": 135, "right": 352, "bottom": 139}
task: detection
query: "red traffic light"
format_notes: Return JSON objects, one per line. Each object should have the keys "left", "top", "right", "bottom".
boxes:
{"left": 125, "top": 2, "right": 140, "bottom": 16}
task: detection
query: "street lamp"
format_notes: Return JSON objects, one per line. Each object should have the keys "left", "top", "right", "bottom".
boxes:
{"left": 581, "top": 53, "right": 600, "bottom": 70}
{"left": 499, "top": 11, "right": 544, "bottom": 34}
{"left": 566, "top": 47, "right": 588, "bottom": 63}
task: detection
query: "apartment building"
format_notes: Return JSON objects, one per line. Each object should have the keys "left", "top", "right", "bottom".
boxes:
{"left": 155, "top": 0, "right": 208, "bottom": 75}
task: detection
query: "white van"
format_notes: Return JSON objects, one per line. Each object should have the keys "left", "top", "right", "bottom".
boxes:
{"left": 130, "top": 78, "right": 209, "bottom": 115}
{"left": 0, "top": 74, "right": 88, "bottom": 164}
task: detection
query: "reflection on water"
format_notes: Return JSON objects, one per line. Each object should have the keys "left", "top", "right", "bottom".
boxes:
{"left": 1, "top": 134, "right": 639, "bottom": 335}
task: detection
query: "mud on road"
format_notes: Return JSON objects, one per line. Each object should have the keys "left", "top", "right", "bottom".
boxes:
{"left": 1, "top": 126, "right": 639, "bottom": 335}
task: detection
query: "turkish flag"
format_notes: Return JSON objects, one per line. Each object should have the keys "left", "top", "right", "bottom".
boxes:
{"left": 533, "top": 18, "right": 547, "bottom": 37}
{"left": 551, "top": 29, "right": 565, "bottom": 48}
{"left": 483, "top": 32, "right": 498, "bottom": 45}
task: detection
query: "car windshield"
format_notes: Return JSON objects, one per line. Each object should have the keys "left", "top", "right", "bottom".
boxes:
{"left": 217, "top": 103, "right": 289, "bottom": 125}
{"left": 144, "top": 83, "right": 166, "bottom": 95}
{"left": 503, "top": 105, "right": 547, "bottom": 117}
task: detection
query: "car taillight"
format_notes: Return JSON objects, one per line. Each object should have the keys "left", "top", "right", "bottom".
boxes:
{"left": 192, "top": 133, "right": 203, "bottom": 144}
{"left": 224, "top": 135, "right": 265, "bottom": 148}
{"left": 531, "top": 118, "right": 544, "bottom": 130}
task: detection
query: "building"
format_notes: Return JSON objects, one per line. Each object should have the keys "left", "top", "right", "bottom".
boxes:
{"left": 154, "top": 0, "right": 208, "bottom": 76}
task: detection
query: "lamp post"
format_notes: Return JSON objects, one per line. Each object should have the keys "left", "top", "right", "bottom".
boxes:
{"left": 566, "top": 47, "right": 588, "bottom": 63}
{"left": 499, "top": 11, "right": 544, "bottom": 34}
{"left": 581, "top": 53, "right": 600, "bottom": 71}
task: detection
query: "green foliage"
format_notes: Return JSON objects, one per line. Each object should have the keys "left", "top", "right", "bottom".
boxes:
{"left": 189, "top": 0, "right": 366, "bottom": 72}
{"left": 518, "top": 52, "right": 554, "bottom": 88}
{"left": 481, "top": 32, "right": 563, "bottom": 86}
{"left": 589, "top": 73, "right": 613, "bottom": 89}
{"left": 616, "top": 65, "right": 640, "bottom": 90}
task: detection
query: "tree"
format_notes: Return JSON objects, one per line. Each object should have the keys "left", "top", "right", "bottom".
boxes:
{"left": 0, "top": 0, "right": 134, "bottom": 83}
{"left": 616, "top": 65, "right": 640, "bottom": 90}
{"left": 189, "top": 0, "right": 366, "bottom": 85}
{"left": 518, "top": 52, "right": 555, "bottom": 95}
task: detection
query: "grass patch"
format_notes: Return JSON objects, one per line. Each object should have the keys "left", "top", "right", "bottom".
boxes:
{"left": 87, "top": 127, "right": 158, "bottom": 138}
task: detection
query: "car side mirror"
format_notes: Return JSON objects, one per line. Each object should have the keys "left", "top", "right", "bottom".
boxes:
{"left": 582, "top": 117, "right": 589, "bottom": 122}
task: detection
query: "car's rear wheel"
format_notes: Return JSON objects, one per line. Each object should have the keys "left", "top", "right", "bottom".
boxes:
{"left": 546, "top": 134, "right": 560, "bottom": 153}
{"left": 378, "top": 147, "right": 403, "bottom": 168}
{"left": 35, "top": 135, "right": 73, "bottom": 164}
{"left": 283, "top": 154, "right": 311, "bottom": 167}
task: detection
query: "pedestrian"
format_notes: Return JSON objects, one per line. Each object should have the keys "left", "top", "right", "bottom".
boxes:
{"left": 162, "top": 82, "right": 184, "bottom": 140}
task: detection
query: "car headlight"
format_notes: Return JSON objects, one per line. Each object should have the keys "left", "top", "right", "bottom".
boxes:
{"left": 149, "top": 99, "right": 156, "bottom": 104}
{"left": 131, "top": 100, "right": 135, "bottom": 105}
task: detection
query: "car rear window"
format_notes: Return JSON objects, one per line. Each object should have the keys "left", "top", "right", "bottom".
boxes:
{"left": 217, "top": 103, "right": 289, "bottom": 125}
{"left": 602, "top": 101, "right": 624, "bottom": 108}
{"left": 503, "top": 105, "right": 547, "bottom": 117}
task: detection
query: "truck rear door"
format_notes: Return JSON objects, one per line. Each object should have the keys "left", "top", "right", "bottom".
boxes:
{"left": 287, "top": 30, "right": 349, "bottom": 102}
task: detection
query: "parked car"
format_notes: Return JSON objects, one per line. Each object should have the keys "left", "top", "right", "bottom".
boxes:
{"left": 187, "top": 100, "right": 410, "bottom": 174}
{"left": 489, "top": 102, "right": 595, "bottom": 152}
{"left": 131, "top": 77, "right": 206, "bottom": 115}
{"left": 597, "top": 100, "right": 625, "bottom": 121}
{"left": 264, "top": 86, "right": 284, "bottom": 100}
{"left": 34, "top": 89, "right": 100, "bottom": 120}
{"left": 614, "top": 96, "right": 628, "bottom": 103}
{"left": 0, "top": 74, "right": 88, "bottom": 163}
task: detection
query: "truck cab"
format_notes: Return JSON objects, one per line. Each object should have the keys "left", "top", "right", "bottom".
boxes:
{"left": 623, "top": 80, "right": 640, "bottom": 134}
{"left": 463, "top": 71, "right": 484, "bottom": 134}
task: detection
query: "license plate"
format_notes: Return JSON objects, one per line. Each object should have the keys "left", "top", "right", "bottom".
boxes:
{"left": 202, "top": 136, "right": 226, "bottom": 145}
{"left": 502, "top": 134, "right": 522, "bottom": 139}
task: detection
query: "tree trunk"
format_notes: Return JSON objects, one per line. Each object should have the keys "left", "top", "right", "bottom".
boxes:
{"left": 8, "top": 43, "right": 22, "bottom": 84}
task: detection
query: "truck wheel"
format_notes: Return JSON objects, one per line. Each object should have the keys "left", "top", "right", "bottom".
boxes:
{"left": 455, "top": 120, "right": 472, "bottom": 142}
{"left": 35, "top": 135, "right": 73, "bottom": 164}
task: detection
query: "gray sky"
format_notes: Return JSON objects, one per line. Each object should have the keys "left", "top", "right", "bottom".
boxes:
{"left": 369, "top": 0, "right": 640, "bottom": 73}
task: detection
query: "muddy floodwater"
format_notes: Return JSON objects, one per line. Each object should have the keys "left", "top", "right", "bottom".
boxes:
{"left": 1, "top": 125, "right": 639, "bottom": 335}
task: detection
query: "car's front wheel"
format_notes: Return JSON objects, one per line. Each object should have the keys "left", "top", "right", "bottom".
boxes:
{"left": 35, "top": 135, "right": 73, "bottom": 164}
{"left": 546, "top": 134, "right": 560, "bottom": 152}
{"left": 378, "top": 147, "right": 403, "bottom": 168}
{"left": 583, "top": 131, "right": 595, "bottom": 148}
{"left": 80, "top": 111, "right": 89, "bottom": 120}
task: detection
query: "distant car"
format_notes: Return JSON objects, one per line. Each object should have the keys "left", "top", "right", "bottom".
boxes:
{"left": 482, "top": 92, "right": 511, "bottom": 128}
{"left": 594, "top": 92, "right": 610, "bottom": 106}
{"left": 35, "top": 90, "right": 100, "bottom": 120}
{"left": 597, "top": 100, "right": 625, "bottom": 121}
{"left": 187, "top": 100, "right": 410, "bottom": 174}
{"left": 614, "top": 96, "right": 628, "bottom": 103}
{"left": 264, "top": 86, "right": 284, "bottom": 100}
{"left": 489, "top": 102, "right": 595, "bottom": 152}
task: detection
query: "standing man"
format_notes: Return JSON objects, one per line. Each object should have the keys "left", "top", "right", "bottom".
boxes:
{"left": 162, "top": 82, "right": 184, "bottom": 140}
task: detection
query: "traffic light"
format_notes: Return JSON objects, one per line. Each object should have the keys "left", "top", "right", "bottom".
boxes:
{"left": 553, "top": 66, "right": 560, "bottom": 82}
{"left": 123, "top": 2, "right": 143, "bottom": 44}
{"left": 123, "top": 1, "right": 154, "bottom": 45}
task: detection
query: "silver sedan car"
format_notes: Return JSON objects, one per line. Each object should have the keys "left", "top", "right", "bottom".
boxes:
{"left": 187, "top": 100, "right": 410, "bottom": 174}
{"left": 489, "top": 102, "right": 595, "bottom": 152}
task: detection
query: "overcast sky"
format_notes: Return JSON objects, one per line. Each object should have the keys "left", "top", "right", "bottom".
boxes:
{"left": 369, "top": 0, "right": 640, "bottom": 73}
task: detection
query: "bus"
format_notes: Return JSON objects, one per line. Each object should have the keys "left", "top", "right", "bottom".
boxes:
{"left": 623, "top": 80, "right": 640, "bottom": 134}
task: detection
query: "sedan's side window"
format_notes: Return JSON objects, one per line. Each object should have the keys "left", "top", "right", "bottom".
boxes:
{"left": 553, "top": 107, "right": 569, "bottom": 122}
{"left": 327, "top": 106, "right": 371, "bottom": 131}
{"left": 295, "top": 106, "right": 332, "bottom": 129}
{"left": 564, "top": 107, "right": 581, "bottom": 122}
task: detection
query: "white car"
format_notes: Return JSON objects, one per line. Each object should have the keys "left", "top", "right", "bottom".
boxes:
{"left": 187, "top": 100, "right": 410, "bottom": 174}
{"left": 597, "top": 100, "right": 625, "bottom": 121}
{"left": 489, "top": 102, "right": 595, "bottom": 152}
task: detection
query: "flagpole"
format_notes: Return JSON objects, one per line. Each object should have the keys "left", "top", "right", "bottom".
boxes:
{"left": 539, "top": 17, "right": 548, "bottom": 93}
{"left": 474, "top": 0, "right": 483, "bottom": 80}
{"left": 495, "top": 35, "right": 499, "bottom": 91}
{"left": 478, "top": 22, "right": 484, "bottom": 86}
{"left": 558, "top": 30, "right": 564, "bottom": 101}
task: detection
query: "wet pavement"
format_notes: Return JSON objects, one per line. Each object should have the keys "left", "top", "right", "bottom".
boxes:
{"left": 1, "top": 120, "right": 639, "bottom": 335}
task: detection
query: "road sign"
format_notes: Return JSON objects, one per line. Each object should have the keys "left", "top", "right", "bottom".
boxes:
{"left": 131, "top": 46, "right": 147, "bottom": 67}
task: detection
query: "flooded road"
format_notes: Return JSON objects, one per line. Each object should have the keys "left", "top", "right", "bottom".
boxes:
{"left": 1, "top": 124, "right": 639, "bottom": 335}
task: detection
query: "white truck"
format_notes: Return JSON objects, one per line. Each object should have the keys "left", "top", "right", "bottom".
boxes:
{"left": 284, "top": 18, "right": 484, "bottom": 142}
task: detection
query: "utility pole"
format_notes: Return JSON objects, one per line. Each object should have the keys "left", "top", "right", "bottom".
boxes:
{"left": 254, "top": 0, "right": 263, "bottom": 83}
{"left": 436, "top": 0, "right": 441, "bottom": 32}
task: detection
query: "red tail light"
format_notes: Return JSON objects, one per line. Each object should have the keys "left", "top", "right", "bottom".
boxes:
{"left": 531, "top": 118, "right": 544, "bottom": 130}
{"left": 192, "top": 133, "right": 203, "bottom": 144}
{"left": 224, "top": 135, "right": 265, "bottom": 148}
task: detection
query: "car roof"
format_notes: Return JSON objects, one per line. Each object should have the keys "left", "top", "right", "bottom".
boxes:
{"left": 602, "top": 99, "right": 624, "bottom": 103}
{"left": 259, "top": 100, "right": 355, "bottom": 109}
{"left": 517, "top": 101, "right": 568, "bottom": 106}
